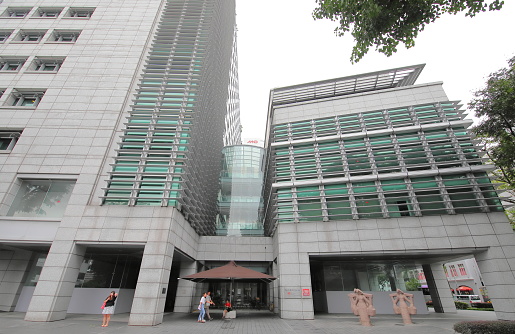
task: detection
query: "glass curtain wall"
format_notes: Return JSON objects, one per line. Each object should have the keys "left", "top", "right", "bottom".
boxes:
{"left": 266, "top": 101, "right": 504, "bottom": 232}
{"left": 310, "top": 260, "right": 426, "bottom": 293}
{"left": 216, "top": 145, "right": 265, "bottom": 236}
{"left": 23, "top": 252, "right": 141, "bottom": 289}
{"left": 204, "top": 261, "right": 272, "bottom": 309}
{"left": 7, "top": 180, "right": 76, "bottom": 218}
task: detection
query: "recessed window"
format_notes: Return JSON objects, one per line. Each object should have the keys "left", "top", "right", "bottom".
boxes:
{"left": 29, "top": 57, "right": 65, "bottom": 72}
{"left": 51, "top": 30, "right": 80, "bottom": 43}
{"left": 0, "top": 58, "right": 27, "bottom": 71}
{"left": 66, "top": 7, "right": 95, "bottom": 18}
{"left": 7, "top": 89, "right": 46, "bottom": 107}
{"left": 0, "top": 130, "right": 22, "bottom": 151}
{"left": 0, "top": 30, "right": 13, "bottom": 43}
{"left": 2, "top": 7, "right": 32, "bottom": 18}
{"left": 7, "top": 179, "right": 76, "bottom": 218}
{"left": 34, "top": 7, "right": 63, "bottom": 18}
{"left": 14, "top": 30, "right": 47, "bottom": 43}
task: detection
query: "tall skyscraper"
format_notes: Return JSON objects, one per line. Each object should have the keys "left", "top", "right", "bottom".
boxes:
{"left": 0, "top": 0, "right": 242, "bottom": 326}
{"left": 263, "top": 65, "right": 515, "bottom": 320}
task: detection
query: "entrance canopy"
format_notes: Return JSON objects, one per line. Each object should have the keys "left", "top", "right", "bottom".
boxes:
{"left": 180, "top": 261, "right": 276, "bottom": 283}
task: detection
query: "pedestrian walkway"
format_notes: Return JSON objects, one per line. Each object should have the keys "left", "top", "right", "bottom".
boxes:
{"left": 0, "top": 309, "right": 497, "bottom": 334}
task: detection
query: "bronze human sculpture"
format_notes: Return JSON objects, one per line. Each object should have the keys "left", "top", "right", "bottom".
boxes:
{"left": 390, "top": 289, "right": 416, "bottom": 324}
{"left": 348, "top": 288, "right": 376, "bottom": 326}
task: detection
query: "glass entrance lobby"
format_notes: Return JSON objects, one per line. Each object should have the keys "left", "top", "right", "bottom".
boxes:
{"left": 206, "top": 281, "right": 270, "bottom": 310}
{"left": 310, "top": 258, "right": 429, "bottom": 314}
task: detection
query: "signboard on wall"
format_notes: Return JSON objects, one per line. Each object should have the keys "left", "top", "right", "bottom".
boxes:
{"left": 283, "top": 288, "right": 312, "bottom": 298}
{"left": 283, "top": 287, "right": 301, "bottom": 298}
{"left": 243, "top": 138, "right": 264, "bottom": 148}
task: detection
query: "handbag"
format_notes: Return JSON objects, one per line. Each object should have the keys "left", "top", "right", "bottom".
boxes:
{"left": 101, "top": 301, "right": 106, "bottom": 310}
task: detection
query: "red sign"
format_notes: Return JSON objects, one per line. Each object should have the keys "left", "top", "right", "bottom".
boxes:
{"left": 302, "top": 289, "right": 310, "bottom": 297}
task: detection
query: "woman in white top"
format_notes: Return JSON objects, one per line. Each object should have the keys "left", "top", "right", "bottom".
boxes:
{"left": 197, "top": 292, "right": 207, "bottom": 323}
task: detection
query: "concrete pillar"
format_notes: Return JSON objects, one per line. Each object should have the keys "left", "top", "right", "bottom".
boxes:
{"left": 0, "top": 247, "right": 33, "bottom": 311}
{"left": 476, "top": 246, "right": 515, "bottom": 320}
{"left": 25, "top": 242, "right": 85, "bottom": 321}
{"left": 277, "top": 225, "right": 314, "bottom": 320}
{"left": 173, "top": 260, "right": 196, "bottom": 313}
{"left": 129, "top": 240, "right": 174, "bottom": 326}
{"left": 473, "top": 212, "right": 515, "bottom": 321}
{"left": 272, "top": 261, "right": 279, "bottom": 314}
{"left": 425, "top": 262, "right": 456, "bottom": 313}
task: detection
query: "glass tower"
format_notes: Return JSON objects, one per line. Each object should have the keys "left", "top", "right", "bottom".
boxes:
{"left": 102, "top": 0, "right": 241, "bottom": 235}
{"left": 216, "top": 145, "right": 265, "bottom": 236}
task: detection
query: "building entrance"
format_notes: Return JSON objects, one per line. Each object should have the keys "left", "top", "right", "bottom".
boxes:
{"left": 207, "top": 281, "right": 268, "bottom": 310}
{"left": 310, "top": 258, "right": 428, "bottom": 314}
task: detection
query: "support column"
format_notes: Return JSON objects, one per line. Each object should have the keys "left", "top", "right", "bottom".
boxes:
{"left": 25, "top": 242, "right": 85, "bottom": 322}
{"left": 129, "top": 240, "right": 174, "bottom": 326}
{"left": 272, "top": 260, "right": 279, "bottom": 314}
{"left": 277, "top": 225, "right": 314, "bottom": 320}
{"left": 173, "top": 260, "right": 196, "bottom": 313}
{"left": 0, "top": 247, "right": 33, "bottom": 311}
{"left": 473, "top": 212, "right": 515, "bottom": 321}
{"left": 424, "top": 263, "right": 456, "bottom": 313}
{"left": 476, "top": 246, "right": 515, "bottom": 320}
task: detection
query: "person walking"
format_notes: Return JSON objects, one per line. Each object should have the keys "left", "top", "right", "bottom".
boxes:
{"left": 205, "top": 291, "right": 214, "bottom": 320}
{"left": 101, "top": 291, "right": 118, "bottom": 327}
{"left": 197, "top": 292, "right": 207, "bottom": 323}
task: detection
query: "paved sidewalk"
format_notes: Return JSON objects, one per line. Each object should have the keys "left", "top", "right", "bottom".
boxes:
{"left": 0, "top": 309, "right": 497, "bottom": 334}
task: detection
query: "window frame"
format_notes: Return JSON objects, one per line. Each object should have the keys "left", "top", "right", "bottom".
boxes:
{"left": 0, "top": 30, "right": 13, "bottom": 43}
{"left": 65, "top": 7, "right": 95, "bottom": 18}
{"left": 33, "top": 7, "right": 63, "bottom": 18}
{"left": 15, "top": 30, "right": 47, "bottom": 43}
{"left": 6, "top": 178, "right": 76, "bottom": 218}
{"left": 51, "top": 30, "right": 81, "bottom": 43}
{"left": 7, "top": 89, "right": 46, "bottom": 107}
{"left": 0, "top": 130, "right": 22, "bottom": 152}
{"left": 0, "top": 58, "right": 27, "bottom": 72}
{"left": 28, "top": 57, "right": 65, "bottom": 72}
{"left": 3, "top": 7, "right": 32, "bottom": 18}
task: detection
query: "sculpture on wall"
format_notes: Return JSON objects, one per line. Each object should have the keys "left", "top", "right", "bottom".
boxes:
{"left": 390, "top": 289, "right": 417, "bottom": 324}
{"left": 348, "top": 288, "right": 376, "bottom": 326}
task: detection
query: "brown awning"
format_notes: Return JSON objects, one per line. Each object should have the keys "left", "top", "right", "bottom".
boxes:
{"left": 180, "top": 261, "right": 276, "bottom": 283}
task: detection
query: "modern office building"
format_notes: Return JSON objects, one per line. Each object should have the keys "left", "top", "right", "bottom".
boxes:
{"left": 1, "top": 0, "right": 515, "bottom": 326}
{"left": 263, "top": 64, "right": 515, "bottom": 320}
{"left": 0, "top": 0, "right": 257, "bottom": 326}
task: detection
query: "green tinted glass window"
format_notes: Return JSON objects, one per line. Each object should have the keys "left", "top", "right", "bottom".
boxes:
{"left": 324, "top": 184, "right": 348, "bottom": 196}
{"left": 381, "top": 180, "right": 406, "bottom": 191}
{"left": 353, "top": 182, "right": 376, "bottom": 193}
{"left": 410, "top": 177, "right": 437, "bottom": 188}
{"left": 296, "top": 186, "right": 320, "bottom": 197}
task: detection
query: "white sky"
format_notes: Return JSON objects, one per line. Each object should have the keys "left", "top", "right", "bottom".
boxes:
{"left": 236, "top": 0, "right": 515, "bottom": 140}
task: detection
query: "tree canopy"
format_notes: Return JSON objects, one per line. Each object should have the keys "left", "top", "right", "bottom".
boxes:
{"left": 313, "top": 0, "right": 504, "bottom": 63}
{"left": 470, "top": 57, "right": 515, "bottom": 227}
{"left": 470, "top": 57, "right": 515, "bottom": 191}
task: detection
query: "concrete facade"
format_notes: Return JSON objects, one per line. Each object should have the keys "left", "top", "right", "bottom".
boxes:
{"left": 1, "top": 0, "right": 515, "bottom": 327}
{"left": 263, "top": 66, "right": 515, "bottom": 320}
{"left": 0, "top": 0, "right": 250, "bottom": 327}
